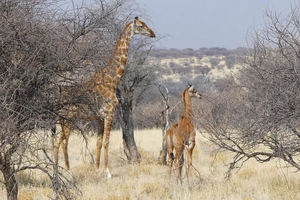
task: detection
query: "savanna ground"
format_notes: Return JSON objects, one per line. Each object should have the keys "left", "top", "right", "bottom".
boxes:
{"left": 1, "top": 129, "right": 300, "bottom": 200}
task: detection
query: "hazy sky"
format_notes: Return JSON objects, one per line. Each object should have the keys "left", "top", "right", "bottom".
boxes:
{"left": 135, "top": 0, "right": 296, "bottom": 49}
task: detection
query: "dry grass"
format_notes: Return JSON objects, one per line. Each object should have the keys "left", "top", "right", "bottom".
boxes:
{"left": 1, "top": 129, "right": 300, "bottom": 199}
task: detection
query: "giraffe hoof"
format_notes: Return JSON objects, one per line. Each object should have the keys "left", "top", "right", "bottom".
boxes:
{"left": 105, "top": 168, "right": 112, "bottom": 179}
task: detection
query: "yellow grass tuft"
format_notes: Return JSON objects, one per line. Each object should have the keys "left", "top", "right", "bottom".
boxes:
{"left": 105, "top": 195, "right": 130, "bottom": 200}
{"left": 238, "top": 168, "right": 258, "bottom": 180}
{"left": 18, "top": 189, "right": 35, "bottom": 200}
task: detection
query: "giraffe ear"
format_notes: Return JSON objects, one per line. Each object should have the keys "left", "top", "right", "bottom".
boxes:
{"left": 188, "top": 85, "right": 194, "bottom": 91}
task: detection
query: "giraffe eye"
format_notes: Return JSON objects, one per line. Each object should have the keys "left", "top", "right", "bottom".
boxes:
{"left": 140, "top": 25, "right": 144, "bottom": 28}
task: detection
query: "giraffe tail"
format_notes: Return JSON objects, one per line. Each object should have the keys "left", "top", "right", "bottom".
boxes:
{"left": 170, "top": 152, "right": 174, "bottom": 160}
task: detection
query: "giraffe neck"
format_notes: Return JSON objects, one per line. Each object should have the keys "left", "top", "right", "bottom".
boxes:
{"left": 88, "top": 22, "right": 134, "bottom": 92}
{"left": 106, "top": 22, "right": 133, "bottom": 87}
{"left": 183, "top": 89, "right": 192, "bottom": 120}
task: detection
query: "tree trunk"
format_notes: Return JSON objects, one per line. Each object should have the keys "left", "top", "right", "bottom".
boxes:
{"left": 117, "top": 98, "right": 141, "bottom": 162}
{"left": 158, "top": 109, "right": 169, "bottom": 165}
{"left": 158, "top": 83, "right": 170, "bottom": 165}
{"left": 1, "top": 160, "right": 18, "bottom": 200}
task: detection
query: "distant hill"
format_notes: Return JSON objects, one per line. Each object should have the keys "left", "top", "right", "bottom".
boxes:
{"left": 149, "top": 47, "right": 245, "bottom": 82}
{"left": 130, "top": 47, "right": 247, "bottom": 128}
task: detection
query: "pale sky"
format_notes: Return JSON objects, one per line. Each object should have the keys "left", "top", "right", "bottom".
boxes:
{"left": 135, "top": 0, "right": 297, "bottom": 49}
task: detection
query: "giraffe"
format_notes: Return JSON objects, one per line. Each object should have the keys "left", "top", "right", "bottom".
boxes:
{"left": 166, "top": 85, "right": 202, "bottom": 182}
{"left": 52, "top": 17, "right": 155, "bottom": 178}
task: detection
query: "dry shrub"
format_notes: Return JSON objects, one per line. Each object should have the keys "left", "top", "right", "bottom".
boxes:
{"left": 16, "top": 171, "right": 51, "bottom": 188}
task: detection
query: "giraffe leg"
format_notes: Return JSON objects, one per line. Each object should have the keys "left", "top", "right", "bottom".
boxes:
{"left": 52, "top": 122, "right": 61, "bottom": 167}
{"left": 103, "top": 118, "right": 113, "bottom": 178}
{"left": 187, "top": 138, "right": 195, "bottom": 182}
{"left": 174, "top": 146, "right": 184, "bottom": 183}
{"left": 178, "top": 149, "right": 184, "bottom": 184}
{"left": 96, "top": 119, "right": 104, "bottom": 169}
{"left": 61, "top": 120, "right": 71, "bottom": 170}
{"left": 166, "top": 129, "right": 174, "bottom": 180}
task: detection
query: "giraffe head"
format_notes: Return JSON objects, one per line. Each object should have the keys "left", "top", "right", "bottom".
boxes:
{"left": 132, "top": 17, "right": 155, "bottom": 38}
{"left": 188, "top": 85, "right": 202, "bottom": 99}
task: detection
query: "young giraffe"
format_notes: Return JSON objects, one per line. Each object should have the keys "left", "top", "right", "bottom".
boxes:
{"left": 166, "top": 85, "right": 202, "bottom": 182}
{"left": 52, "top": 17, "right": 155, "bottom": 178}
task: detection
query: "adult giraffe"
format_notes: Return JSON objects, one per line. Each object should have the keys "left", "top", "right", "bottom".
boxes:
{"left": 52, "top": 17, "right": 155, "bottom": 178}
{"left": 166, "top": 85, "right": 201, "bottom": 182}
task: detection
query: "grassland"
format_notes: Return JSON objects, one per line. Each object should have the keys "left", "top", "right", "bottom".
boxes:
{"left": 1, "top": 129, "right": 300, "bottom": 200}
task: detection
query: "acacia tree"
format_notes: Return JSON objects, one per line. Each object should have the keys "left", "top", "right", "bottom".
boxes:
{"left": 157, "top": 82, "right": 184, "bottom": 165}
{"left": 116, "top": 40, "right": 161, "bottom": 162}
{"left": 196, "top": 4, "right": 300, "bottom": 178}
{"left": 157, "top": 83, "right": 170, "bottom": 165}
{"left": 0, "top": 0, "right": 131, "bottom": 199}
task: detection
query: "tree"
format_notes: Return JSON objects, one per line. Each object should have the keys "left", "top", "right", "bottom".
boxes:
{"left": 196, "top": 4, "right": 300, "bottom": 178}
{"left": 0, "top": 0, "right": 132, "bottom": 198}
{"left": 116, "top": 41, "right": 160, "bottom": 161}
{"left": 157, "top": 83, "right": 170, "bottom": 165}
{"left": 0, "top": 1, "right": 82, "bottom": 198}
